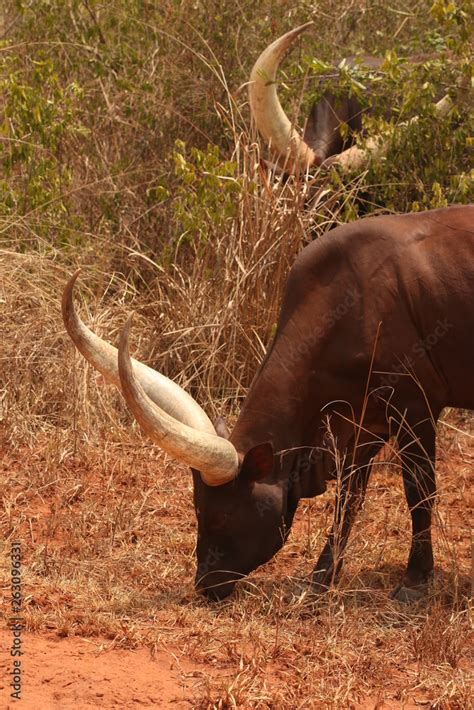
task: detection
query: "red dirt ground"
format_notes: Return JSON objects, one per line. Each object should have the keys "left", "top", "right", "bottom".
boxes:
{"left": 1, "top": 414, "right": 472, "bottom": 708}
{"left": 0, "top": 628, "right": 437, "bottom": 709}
{"left": 0, "top": 627, "right": 240, "bottom": 709}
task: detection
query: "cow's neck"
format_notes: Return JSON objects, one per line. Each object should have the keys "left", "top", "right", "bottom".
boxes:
{"left": 230, "top": 357, "right": 308, "bottom": 455}
{"left": 229, "top": 339, "right": 331, "bottom": 505}
{"left": 229, "top": 299, "right": 363, "bottom": 513}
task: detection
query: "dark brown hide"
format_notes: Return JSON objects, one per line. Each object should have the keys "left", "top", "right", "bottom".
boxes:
{"left": 302, "top": 58, "right": 384, "bottom": 164}
{"left": 194, "top": 205, "right": 474, "bottom": 600}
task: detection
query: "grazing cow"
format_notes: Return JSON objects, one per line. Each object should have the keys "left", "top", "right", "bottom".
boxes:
{"left": 249, "top": 23, "right": 453, "bottom": 173}
{"left": 63, "top": 205, "right": 474, "bottom": 602}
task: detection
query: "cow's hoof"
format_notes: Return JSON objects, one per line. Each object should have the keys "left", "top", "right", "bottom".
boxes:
{"left": 390, "top": 584, "right": 427, "bottom": 603}
{"left": 284, "top": 580, "right": 310, "bottom": 603}
{"left": 290, "top": 584, "right": 313, "bottom": 605}
{"left": 310, "top": 569, "right": 333, "bottom": 594}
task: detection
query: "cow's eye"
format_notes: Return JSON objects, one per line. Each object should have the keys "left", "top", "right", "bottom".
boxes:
{"left": 207, "top": 512, "right": 230, "bottom": 532}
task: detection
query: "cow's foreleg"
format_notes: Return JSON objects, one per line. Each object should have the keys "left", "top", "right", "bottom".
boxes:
{"left": 311, "top": 446, "right": 377, "bottom": 592}
{"left": 392, "top": 422, "right": 436, "bottom": 602}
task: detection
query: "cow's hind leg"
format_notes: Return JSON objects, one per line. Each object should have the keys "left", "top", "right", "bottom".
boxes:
{"left": 391, "top": 421, "right": 436, "bottom": 603}
{"left": 311, "top": 442, "right": 380, "bottom": 592}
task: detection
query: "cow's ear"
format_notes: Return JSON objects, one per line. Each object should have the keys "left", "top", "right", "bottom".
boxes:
{"left": 240, "top": 442, "right": 274, "bottom": 483}
{"left": 214, "top": 416, "right": 230, "bottom": 440}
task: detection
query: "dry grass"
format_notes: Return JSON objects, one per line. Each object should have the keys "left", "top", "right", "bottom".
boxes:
{"left": 1, "top": 248, "right": 473, "bottom": 707}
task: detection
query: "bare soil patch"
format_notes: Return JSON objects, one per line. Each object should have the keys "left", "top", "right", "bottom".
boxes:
{"left": 0, "top": 629, "right": 211, "bottom": 709}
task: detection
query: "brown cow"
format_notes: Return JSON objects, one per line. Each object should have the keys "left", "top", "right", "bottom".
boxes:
{"left": 63, "top": 205, "right": 474, "bottom": 602}
{"left": 248, "top": 23, "right": 453, "bottom": 173}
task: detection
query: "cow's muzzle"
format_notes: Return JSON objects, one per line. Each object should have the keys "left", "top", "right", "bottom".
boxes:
{"left": 195, "top": 570, "right": 240, "bottom": 601}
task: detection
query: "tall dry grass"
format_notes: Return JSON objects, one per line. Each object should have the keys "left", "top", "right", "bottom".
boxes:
{"left": 1, "top": 116, "right": 363, "bottom": 447}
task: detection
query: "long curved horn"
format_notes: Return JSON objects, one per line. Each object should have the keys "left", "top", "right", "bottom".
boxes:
{"left": 118, "top": 316, "right": 239, "bottom": 487}
{"left": 62, "top": 271, "right": 215, "bottom": 435}
{"left": 249, "top": 22, "right": 317, "bottom": 172}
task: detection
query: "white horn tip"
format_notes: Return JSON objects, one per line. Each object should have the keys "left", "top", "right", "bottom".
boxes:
{"left": 62, "top": 269, "right": 82, "bottom": 323}
{"left": 119, "top": 313, "right": 135, "bottom": 353}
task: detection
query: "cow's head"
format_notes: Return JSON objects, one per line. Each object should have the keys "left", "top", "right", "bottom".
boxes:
{"left": 249, "top": 23, "right": 453, "bottom": 174}
{"left": 62, "top": 273, "right": 294, "bottom": 600}
{"left": 191, "top": 444, "right": 290, "bottom": 600}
